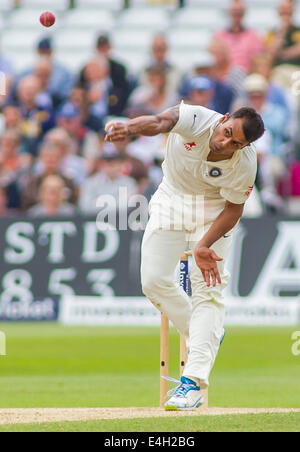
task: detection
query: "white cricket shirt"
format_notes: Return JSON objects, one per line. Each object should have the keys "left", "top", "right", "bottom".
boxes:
{"left": 162, "top": 101, "right": 257, "bottom": 204}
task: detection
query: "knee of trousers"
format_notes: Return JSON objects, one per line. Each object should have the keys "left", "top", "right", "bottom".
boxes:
{"left": 141, "top": 269, "right": 174, "bottom": 300}
{"left": 190, "top": 269, "right": 230, "bottom": 308}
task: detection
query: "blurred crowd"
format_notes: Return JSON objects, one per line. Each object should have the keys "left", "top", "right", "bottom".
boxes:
{"left": 1, "top": 0, "right": 300, "bottom": 218}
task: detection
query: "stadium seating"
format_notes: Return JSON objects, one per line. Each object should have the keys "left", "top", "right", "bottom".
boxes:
{"left": 53, "top": 30, "right": 98, "bottom": 52}
{"left": 111, "top": 29, "right": 156, "bottom": 52}
{"left": 167, "top": 28, "right": 212, "bottom": 51}
{"left": 129, "top": 0, "right": 177, "bottom": 10}
{"left": 245, "top": 8, "right": 279, "bottom": 33}
{"left": 169, "top": 49, "right": 212, "bottom": 71}
{"left": 8, "top": 8, "right": 60, "bottom": 30}
{"left": 63, "top": 8, "right": 115, "bottom": 31}
{"left": 184, "top": 0, "right": 230, "bottom": 8}
{"left": 0, "top": 0, "right": 14, "bottom": 12}
{"left": 113, "top": 50, "right": 148, "bottom": 74}
{"left": 186, "top": 0, "right": 278, "bottom": 7}
{"left": 244, "top": 0, "right": 281, "bottom": 7}
{"left": 0, "top": 13, "right": 4, "bottom": 30}
{"left": 118, "top": 8, "right": 170, "bottom": 30}
{"left": 5, "top": 50, "right": 35, "bottom": 72}
{"left": 20, "top": 0, "right": 70, "bottom": 12}
{"left": 1, "top": 29, "right": 43, "bottom": 52}
{"left": 293, "top": 6, "right": 300, "bottom": 25}
{"left": 76, "top": 0, "right": 124, "bottom": 11}
{"left": 172, "top": 7, "right": 223, "bottom": 31}
{"left": 55, "top": 49, "right": 92, "bottom": 73}
{"left": 0, "top": 0, "right": 285, "bottom": 77}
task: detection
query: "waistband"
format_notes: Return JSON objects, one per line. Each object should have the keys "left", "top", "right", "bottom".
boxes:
{"left": 159, "top": 178, "right": 225, "bottom": 207}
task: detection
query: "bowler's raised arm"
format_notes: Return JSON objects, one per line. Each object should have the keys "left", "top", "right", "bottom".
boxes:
{"left": 105, "top": 105, "right": 180, "bottom": 142}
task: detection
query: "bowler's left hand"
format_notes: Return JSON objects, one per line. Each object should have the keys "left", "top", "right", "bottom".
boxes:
{"left": 194, "top": 246, "right": 223, "bottom": 287}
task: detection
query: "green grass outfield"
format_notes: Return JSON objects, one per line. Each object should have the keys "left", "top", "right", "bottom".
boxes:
{"left": 0, "top": 323, "right": 299, "bottom": 432}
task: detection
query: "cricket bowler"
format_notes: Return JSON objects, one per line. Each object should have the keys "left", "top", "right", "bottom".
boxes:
{"left": 105, "top": 102, "right": 265, "bottom": 410}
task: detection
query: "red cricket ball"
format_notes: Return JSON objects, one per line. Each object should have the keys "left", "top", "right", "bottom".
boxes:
{"left": 40, "top": 11, "right": 56, "bottom": 28}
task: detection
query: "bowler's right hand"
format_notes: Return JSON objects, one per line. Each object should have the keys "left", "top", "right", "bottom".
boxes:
{"left": 105, "top": 121, "right": 129, "bottom": 142}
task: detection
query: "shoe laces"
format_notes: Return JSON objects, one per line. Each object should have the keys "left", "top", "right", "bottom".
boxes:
{"left": 162, "top": 376, "right": 199, "bottom": 399}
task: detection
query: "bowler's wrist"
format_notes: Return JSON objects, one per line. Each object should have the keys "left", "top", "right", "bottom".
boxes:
{"left": 195, "top": 242, "right": 210, "bottom": 252}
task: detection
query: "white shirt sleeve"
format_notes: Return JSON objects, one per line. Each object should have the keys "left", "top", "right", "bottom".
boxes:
{"left": 220, "top": 146, "right": 257, "bottom": 205}
{"left": 171, "top": 101, "right": 222, "bottom": 139}
{"left": 220, "top": 184, "right": 255, "bottom": 205}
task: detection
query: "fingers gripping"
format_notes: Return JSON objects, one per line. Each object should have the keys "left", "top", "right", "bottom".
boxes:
{"left": 104, "top": 122, "right": 128, "bottom": 142}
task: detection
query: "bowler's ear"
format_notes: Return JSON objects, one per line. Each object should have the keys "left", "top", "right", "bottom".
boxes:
{"left": 218, "top": 113, "right": 230, "bottom": 124}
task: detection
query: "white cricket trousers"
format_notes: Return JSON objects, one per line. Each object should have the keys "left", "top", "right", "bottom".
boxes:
{"left": 141, "top": 181, "right": 233, "bottom": 387}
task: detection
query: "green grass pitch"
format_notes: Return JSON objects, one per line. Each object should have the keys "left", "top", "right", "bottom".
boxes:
{"left": 0, "top": 323, "right": 299, "bottom": 432}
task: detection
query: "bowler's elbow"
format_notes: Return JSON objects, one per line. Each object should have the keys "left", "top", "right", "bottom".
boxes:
{"left": 225, "top": 201, "right": 245, "bottom": 220}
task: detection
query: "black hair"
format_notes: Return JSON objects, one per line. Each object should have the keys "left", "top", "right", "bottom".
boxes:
{"left": 97, "top": 34, "right": 110, "bottom": 47}
{"left": 231, "top": 107, "right": 265, "bottom": 143}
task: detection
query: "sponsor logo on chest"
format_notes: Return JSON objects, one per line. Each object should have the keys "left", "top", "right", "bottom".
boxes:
{"left": 184, "top": 142, "right": 197, "bottom": 152}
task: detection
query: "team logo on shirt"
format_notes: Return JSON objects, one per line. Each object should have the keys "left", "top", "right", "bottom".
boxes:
{"left": 245, "top": 185, "right": 254, "bottom": 197}
{"left": 209, "top": 168, "right": 222, "bottom": 177}
{"left": 184, "top": 142, "right": 196, "bottom": 152}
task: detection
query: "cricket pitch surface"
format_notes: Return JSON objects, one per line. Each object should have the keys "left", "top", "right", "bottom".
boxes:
{"left": 0, "top": 408, "right": 299, "bottom": 425}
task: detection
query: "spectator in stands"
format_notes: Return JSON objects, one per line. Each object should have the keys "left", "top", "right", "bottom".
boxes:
{"left": 15, "top": 75, "right": 55, "bottom": 157}
{"left": 0, "top": 76, "right": 14, "bottom": 111}
{"left": 80, "top": 58, "right": 112, "bottom": 122}
{"left": 243, "top": 73, "right": 290, "bottom": 157}
{"left": 140, "top": 34, "right": 181, "bottom": 96}
{"left": 28, "top": 174, "right": 76, "bottom": 218}
{"left": 79, "top": 34, "right": 130, "bottom": 116}
{"left": 0, "top": 130, "right": 27, "bottom": 208}
{"left": 179, "top": 52, "right": 234, "bottom": 114}
{"left": 209, "top": 38, "right": 246, "bottom": 100}
{"left": 0, "top": 129, "right": 24, "bottom": 175}
{"left": 1, "top": 104, "right": 22, "bottom": 132}
{"left": 254, "top": 128, "right": 285, "bottom": 213}
{"left": 44, "top": 127, "right": 88, "bottom": 186}
{"left": 128, "top": 66, "right": 179, "bottom": 115}
{"left": 0, "top": 185, "right": 12, "bottom": 217}
{"left": 265, "top": 0, "right": 300, "bottom": 89}
{"left": 266, "top": 0, "right": 300, "bottom": 67}
{"left": 70, "top": 85, "right": 104, "bottom": 134}
{"left": 79, "top": 147, "right": 137, "bottom": 214}
{"left": 213, "top": 0, "right": 263, "bottom": 74}
{"left": 22, "top": 142, "right": 77, "bottom": 211}
{"left": 125, "top": 157, "right": 157, "bottom": 202}
{"left": 0, "top": 50, "right": 14, "bottom": 79}
{"left": 34, "top": 57, "right": 71, "bottom": 110}
{"left": 148, "top": 34, "right": 173, "bottom": 71}
{"left": 0, "top": 130, "right": 26, "bottom": 209}
{"left": 33, "top": 37, "right": 73, "bottom": 108}
{"left": 243, "top": 74, "right": 288, "bottom": 211}
{"left": 56, "top": 101, "right": 102, "bottom": 167}
{"left": 11, "top": 38, "right": 73, "bottom": 111}
{"left": 0, "top": 104, "right": 16, "bottom": 136}
{"left": 250, "top": 51, "right": 297, "bottom": 137}
{"left": 34, "top": 57, "right": 53, "bottom": 97}
{"left": 186, "top": 76, "right": 216, "bottom": 110}
{"left": 0, "top": 47, "right": 14, "bottom": 108}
